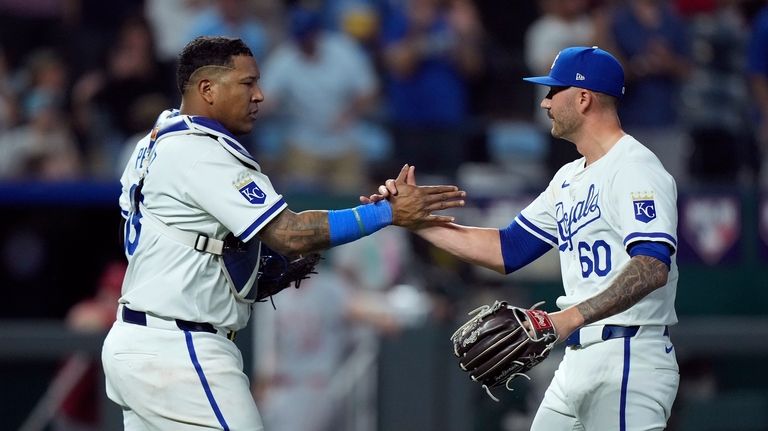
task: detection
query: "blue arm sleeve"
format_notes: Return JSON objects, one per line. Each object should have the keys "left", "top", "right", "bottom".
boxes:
{"left": 328, "top": 201, "right": 392, "bottom": 247}
{"left": 628, "top": 241, "right": 671, "bottom": 269}
{"left": 499, "top": 220, "right": 553, "bottom": 274}
{"left": 748, "top": 11, "right": 768, "bottom": 74}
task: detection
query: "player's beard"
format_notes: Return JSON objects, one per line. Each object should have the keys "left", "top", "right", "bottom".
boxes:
{"left": 550, "top": 103, "right": 581, "bottom": 141}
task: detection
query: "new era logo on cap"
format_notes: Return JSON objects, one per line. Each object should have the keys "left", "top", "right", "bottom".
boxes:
{"left": 523, "top": 46, "right": 625, "bottom": 98}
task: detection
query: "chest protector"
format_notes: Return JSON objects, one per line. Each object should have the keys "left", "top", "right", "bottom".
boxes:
{"left": 134, "top": 111, "right": 267, "bottom": 303}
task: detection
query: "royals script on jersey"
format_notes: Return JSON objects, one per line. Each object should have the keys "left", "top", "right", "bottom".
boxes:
{"left": 119, "top": 111, "right": 287, "bottom": 330}
{"left": 516, "top": 135, "right": 678, "bottom": 326}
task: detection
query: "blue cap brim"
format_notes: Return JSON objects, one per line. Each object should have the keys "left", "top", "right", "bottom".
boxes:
{"left": 522, "top": 76, "right": 568, "bottom": 87}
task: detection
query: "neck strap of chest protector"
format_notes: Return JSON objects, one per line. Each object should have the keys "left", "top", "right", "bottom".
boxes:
{"left": 133, "top": 112, "right": 258, "bottom": 256}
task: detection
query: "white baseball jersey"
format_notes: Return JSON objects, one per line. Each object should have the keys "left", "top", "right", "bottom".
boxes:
{"left": 517, "top": 135, "right": 678, "bottom": 325}
{"left": 119, "top": 110, "right": 287, "bottom": 330}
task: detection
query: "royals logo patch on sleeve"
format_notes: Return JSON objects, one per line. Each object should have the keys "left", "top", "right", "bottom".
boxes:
{"left": 632, "top": 191, "right": 656, "bottom": 223}
{"left": 234, "top": 172, "right": 267, "bottom": 205}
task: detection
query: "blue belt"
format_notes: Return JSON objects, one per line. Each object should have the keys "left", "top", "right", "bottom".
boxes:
{"left": 122, "top": 306, "right": 236, "bottom": 341}
{"left": 565, "top": 325, "right": 640, "bottom": 347}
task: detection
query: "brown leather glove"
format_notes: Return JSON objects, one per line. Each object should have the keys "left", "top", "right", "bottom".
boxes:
{"left": 450, "top": 300, "right": 558, "bottom": 401}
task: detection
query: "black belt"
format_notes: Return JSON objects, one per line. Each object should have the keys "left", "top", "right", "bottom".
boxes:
{"left": 565, "top": 325, "right": 640, "bottom": 347}
{"left": 122, "top": 306, "right": 236, "bottom": 341}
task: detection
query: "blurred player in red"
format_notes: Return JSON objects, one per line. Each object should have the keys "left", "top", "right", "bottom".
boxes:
{"left": 53, "top": 261, "right": 126, "bottom": 431}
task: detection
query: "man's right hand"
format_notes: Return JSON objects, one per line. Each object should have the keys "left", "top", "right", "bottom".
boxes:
{"left": 368, "top": 164, "right": 465, "bottom": 229}
{"left": 359, "top": 164, "right": 411, "bottom": 203}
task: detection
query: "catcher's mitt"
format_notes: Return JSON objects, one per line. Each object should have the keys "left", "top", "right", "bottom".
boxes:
{"left": 255, "top": 245, "right": 322, "bottom": 302}
{"left": 450, "top": 300, "right": 558, "bottom": 401}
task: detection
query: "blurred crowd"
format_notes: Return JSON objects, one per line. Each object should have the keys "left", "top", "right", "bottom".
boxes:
{"left": 3, "top": 1, "right": 765, "bottom": 429}
{"left": 1, "top": 0, "right": 767, "bottom": 191}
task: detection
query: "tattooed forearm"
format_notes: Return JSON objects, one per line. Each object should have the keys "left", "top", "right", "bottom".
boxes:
{"left": 576, "top": 255, "right": 669, "bottom": 325}
{"left": 259, "top": 210, "right": 331, "bottom": 255}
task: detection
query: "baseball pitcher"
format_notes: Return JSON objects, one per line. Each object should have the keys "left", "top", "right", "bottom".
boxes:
{"left": 367, "top": 46, "right": 679, "bottom": 430}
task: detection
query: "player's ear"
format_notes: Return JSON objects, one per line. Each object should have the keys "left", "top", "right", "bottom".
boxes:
{"left": 576, "top": 89, "right": 593, "bottom": 113}
{"left": 198, "top": 78, "right": 215, "bottom": 105}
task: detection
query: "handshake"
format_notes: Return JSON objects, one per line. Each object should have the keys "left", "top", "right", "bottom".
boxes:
{"left": 359, "top": 164, "right": 466, "bottom": 229}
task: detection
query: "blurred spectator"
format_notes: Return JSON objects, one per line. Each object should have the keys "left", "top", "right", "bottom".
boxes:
{"left": 114, "top": 92, "right": 174, "bottom": 179}
{"left": 72, "top": 15, "right": 174, "bottom": 177}
{"left": 0, "top": 91, "right": 81, "bottom": 180}
{"left": 254, "top": 264, "right": 399, "bottom": 431}
{"left": 321, "top": 0, "right": 384, "bottom": 84}
{"left": 255, "top": 226, "right": 438, "bottom": 431}
{"left": 145, "top": 0, "right": 211, "bottom": 62}
{"left": 0, "top": 49, "right": 81, "bottom": 180}
{"left": 525, "top": 0, "right": 594, "bottom": 120}
{"left": 63, "top": 261, "right": 126, "bottom": 332}
{"left": 15, "top": 48, "right": 68, "bottom": 109}
{"left": 324, "top": 0, "right": 381, "bottom": 44}
{"left": 747, "top": 1, "right": 768, "bottom": 186}
{"left": 595, "top": 0, "right": 692, "bottom": 183}
{"left": 333, "top": 225, "right": 415, "bottom": 293}
{"left": 380, "top": 0, "right": 483, "bottom": 180}
{"left": 258, "top": 5, "right": 381, "bottom": 194}
{"left": 62, "top": 0, "right": 145, "bottom": 78}
{"left": 186, "top": 0, "right": 271, "bottom": 60}
{"left": 254, "top": 167, "right": 436, "bottom": 431}
{"left": 524, "top": 0, "right": 594, "bottom": 176}
{"left": 679, "top": 0, "right": 757, "bottom": 184}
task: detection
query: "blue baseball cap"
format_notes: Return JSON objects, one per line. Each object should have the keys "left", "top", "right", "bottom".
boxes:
{"left": 289, "top": 7, "right": 322, "bottom": 40}
{"left": 523, "top": 46, "right": 625, "bottom": 98}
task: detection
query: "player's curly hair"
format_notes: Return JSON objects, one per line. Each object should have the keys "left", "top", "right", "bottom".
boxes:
{"left": 177, "top": 36, "right": 253, "bottom": 93}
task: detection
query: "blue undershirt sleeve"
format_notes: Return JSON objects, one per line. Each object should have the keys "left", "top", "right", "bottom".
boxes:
{"left": 499, "top": 220, "right": 554, "bottom": 274}
{"left": 628, "top": 241, "right": 672, "bottom": 269}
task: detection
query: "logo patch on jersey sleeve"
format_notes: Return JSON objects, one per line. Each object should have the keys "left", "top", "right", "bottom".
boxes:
{"left": 234, "top": 173, "right": 267, "bottom": 205}
{"left": 632, "top": 192, "right": 656, "bottom": 223}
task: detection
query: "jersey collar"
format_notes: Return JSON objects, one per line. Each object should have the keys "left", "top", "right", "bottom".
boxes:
{"left": 153, "top": 111, "right": 261, "bottom": 171}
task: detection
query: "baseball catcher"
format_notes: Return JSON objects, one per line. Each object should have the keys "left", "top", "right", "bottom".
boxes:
{"left": 450, "top": 301, "right": 558, "bottom": 401}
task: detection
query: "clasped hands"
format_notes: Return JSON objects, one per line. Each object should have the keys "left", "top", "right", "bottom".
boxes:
{"left": 361, "top": 164, "right": 465, "bottom": 229}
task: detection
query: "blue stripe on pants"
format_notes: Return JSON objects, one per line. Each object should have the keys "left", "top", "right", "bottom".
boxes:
{"left": 620, "top": 336, "right": 631, "bottom": 431}
{"left": 185, "top": 331, "right": 230, "bottom": 431}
